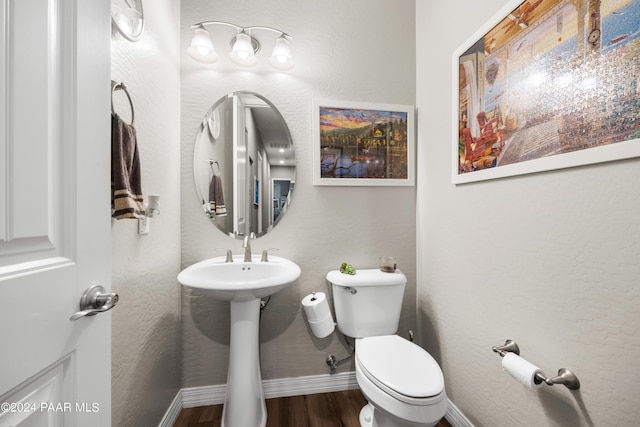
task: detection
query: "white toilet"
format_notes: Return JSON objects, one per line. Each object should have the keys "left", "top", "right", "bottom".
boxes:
{"left": 327, "top": 268, "right": 447, "bottom": 427}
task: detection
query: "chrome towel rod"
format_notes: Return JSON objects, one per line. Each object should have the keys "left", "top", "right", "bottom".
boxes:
{"left": 492, "top": 339, "right": 581, "bottom": 390}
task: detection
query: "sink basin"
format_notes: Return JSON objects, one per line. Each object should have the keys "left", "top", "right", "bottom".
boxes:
{"left": 178, "top": 254, "right": 301, "bottom": 301}
{"left": 178, "top": 253, "right": 301, "bottom": 426}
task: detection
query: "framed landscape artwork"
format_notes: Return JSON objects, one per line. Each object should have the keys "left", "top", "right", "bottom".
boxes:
{"left": 313, "top": 99, "right": 415, "bottom": 186}
{"left": 453, "top": 0, "right": 640, "bottom": 184}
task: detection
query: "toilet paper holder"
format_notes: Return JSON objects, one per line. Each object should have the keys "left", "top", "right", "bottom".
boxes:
{"left": 492, "top": 339, "right": 581, "bottom": 390}
{"left": 491, "top": 339, "right": 520, "bottom": 356}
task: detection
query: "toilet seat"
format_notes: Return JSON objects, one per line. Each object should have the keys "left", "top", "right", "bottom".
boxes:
{"left": 356, "top": 335, "right": 444, "bottom": 405}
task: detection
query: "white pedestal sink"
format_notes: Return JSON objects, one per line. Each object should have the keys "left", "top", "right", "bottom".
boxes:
{"left": 178, "top": 254, "right": 301, "bottom": 427}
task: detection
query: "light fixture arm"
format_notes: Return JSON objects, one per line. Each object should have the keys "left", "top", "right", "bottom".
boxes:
{"left": 245, "top": 26, "right": 292, "bottom": 41}
{"left": 191, "top": 21, "right": 292, "bottom": 40}
{"left": 191, "top": 21, "right": 243, "bottom": 31}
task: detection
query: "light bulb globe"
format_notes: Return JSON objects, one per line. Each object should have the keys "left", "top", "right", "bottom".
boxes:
{"left": 187, "top": 28, "right": 217, "bottom": 64}
{"left": 269, "top": 37, "right": 294, "bottom": 70}
{"left": 229, "top": 32, "right": 257, "bottom": 67}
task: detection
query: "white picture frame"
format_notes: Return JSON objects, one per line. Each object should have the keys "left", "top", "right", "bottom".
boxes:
{"left": 313, "top": 99, "right": 415, "bottom": 186}
{"left": 453, "top": 0, "right": 640, "bottom": 184}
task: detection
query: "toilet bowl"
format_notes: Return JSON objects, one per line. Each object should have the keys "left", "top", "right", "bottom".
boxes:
{"left": 355, "top": 335, "right": 447, "bottom": 427}
{"left": 326, "top": 269, "right": 447, "bottom": 427}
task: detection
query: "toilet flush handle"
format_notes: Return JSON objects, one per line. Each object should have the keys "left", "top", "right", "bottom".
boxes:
{"left": 343, "top": 287, "right": 357, "bottom": 294}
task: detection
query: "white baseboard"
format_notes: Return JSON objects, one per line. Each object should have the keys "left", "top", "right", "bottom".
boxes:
{"left": 263, "top": 371, "right": 360, "bottom": 399}
{"left": 445, "top": 399, "right": 475, "bottom": 427}
{"left": 158, "top": 372, "right": 473, "bottom": 427}
{"left": 180, "top": 371, "right": 359, "bottom": 408}
{"left": 158, "top": 389, "right": 183, "bottom": 427}
{"left": 180, "top": 382, "right": 226, "bottom": 408}
{"left": 158, "top": 372, "right": 358, "bottom": 426}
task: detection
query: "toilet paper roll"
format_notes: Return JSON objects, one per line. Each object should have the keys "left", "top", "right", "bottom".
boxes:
{"left": 307, "top": 316, "right": 335, "bottom": 338}
{"left": 301, "top": 292, "right": 332, "bottom": 322}
{"left": 302, "top": 292, "right": 335, "bottom": 338}
{"left": 501, "top": 352, "right": 544, "bottom": 389}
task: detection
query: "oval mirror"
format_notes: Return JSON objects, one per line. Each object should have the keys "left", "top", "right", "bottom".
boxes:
{"left": 193, "top": 91, "right": 296, "bottom": 238}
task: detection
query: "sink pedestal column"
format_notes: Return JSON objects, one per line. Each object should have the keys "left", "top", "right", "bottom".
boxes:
{"left": 222, "top": 298, "right": 266, "bottom": 427}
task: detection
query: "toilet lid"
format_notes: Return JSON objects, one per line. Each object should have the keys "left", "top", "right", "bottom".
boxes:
{"left": 357, "top": 335, "right": 444, "bottom": 399}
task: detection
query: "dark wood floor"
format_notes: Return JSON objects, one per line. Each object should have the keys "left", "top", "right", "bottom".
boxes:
{"left": 173, "top": 389, "right": 453, "bottom": 427}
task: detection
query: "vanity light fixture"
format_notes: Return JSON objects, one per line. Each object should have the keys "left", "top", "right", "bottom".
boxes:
{"left": 188, "top": 21, "right": 294, "bottom": 70}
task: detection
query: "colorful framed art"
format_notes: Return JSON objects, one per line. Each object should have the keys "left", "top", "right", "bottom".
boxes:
{"left": 313, "top": 99, "right": 415, "bottom": 186}
{"left": 453, "top": 0, "right": 640, "bottom": 184}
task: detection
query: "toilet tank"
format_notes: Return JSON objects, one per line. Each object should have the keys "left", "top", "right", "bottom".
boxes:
{"left": 327, "top": 268, "right": 406, "bottom": 338}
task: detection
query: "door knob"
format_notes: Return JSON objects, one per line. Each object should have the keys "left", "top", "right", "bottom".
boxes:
{"left": 70, "top": 284, "right": 119, "bottom": 321}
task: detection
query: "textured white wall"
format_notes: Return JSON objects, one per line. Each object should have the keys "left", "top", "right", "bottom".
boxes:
{"left": 111, "top": 1, "right": 182, "bottom": 426}
{"left": 416, "top": 1, "right": 640, "bottom": 426}
{"left": 181, "top": 0, "right": 417, "bottom": 387}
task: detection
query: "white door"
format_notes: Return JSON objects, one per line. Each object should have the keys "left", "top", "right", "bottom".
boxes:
{"left": 0, "top": 0, "right": 111, "bottom": 426}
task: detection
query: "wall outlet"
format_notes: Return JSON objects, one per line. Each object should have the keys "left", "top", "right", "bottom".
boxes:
{"left": 138, "top": 217, "right": 150, "bottom": 235}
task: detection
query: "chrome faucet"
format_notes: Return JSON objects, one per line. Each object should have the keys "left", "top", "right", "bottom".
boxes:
{"left": 242, "top": 232, "right": 256, "bottom": 262}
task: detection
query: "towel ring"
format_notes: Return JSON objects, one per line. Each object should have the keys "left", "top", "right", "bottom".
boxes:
{"left": 111, "top": 80, "right": 135, "bottom": 126}
{"left": 209, "top": 159, "right": 221, "bottom": 175}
